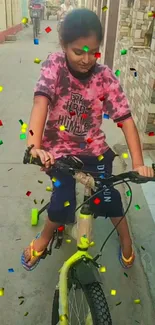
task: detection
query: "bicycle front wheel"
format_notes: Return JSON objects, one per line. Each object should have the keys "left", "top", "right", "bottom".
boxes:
{"left": 51, "top": 280, "right": 112, "bottom": 325}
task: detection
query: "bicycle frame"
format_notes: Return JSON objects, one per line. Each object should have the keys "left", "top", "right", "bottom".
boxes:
{"left": 58, "top": 184, "right": 97, "bottom": 325}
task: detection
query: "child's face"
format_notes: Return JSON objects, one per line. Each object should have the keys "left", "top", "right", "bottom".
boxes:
{"left": 62, "top": 33, "right": 100, "bottom": 73}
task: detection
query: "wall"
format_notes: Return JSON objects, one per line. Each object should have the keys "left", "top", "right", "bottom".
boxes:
{"left": 113, "top": 0, "right": 155, "bottom": 145}
{"left": 0, "top": 0, "right": 22, "bottom": 43}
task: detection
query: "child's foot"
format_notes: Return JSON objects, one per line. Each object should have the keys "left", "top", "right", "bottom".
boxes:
{"left": 119, "top": 242, "right": 135, "bottom": 268}
{"left": 23, "top": 235, "right": 49, "bottom": 268}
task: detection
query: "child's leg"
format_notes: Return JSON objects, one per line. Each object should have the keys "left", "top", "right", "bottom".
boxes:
{"left": 110, "top": 216, "right": 132, "bottom": 259}
{"left": 24, "top": 217, "right": 59, "bottom": 267}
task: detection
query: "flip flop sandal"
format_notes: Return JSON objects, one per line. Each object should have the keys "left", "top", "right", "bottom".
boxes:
{"left": 21, "top": 233, "right": 45, "bottom": 271}
{"left": 119, "top": 246, "right": 135, "bottom": 269}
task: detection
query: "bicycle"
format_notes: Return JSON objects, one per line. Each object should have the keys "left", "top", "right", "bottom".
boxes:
{"left": 23, "top": 145, "right": 155, "bottom": 325}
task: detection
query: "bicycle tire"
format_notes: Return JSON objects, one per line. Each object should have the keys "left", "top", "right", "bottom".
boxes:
{"left": 51, "top": 279, "right": 112, "bottom": 325}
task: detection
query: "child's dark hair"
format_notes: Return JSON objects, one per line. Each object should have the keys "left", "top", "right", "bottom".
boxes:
{"left": 60, "top": 8, "right": 103, "bottom": 45}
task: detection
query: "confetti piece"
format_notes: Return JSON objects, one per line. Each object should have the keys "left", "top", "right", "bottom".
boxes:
{"left": 99, "top": 95, "right": 105, "bottom": 101}
{"left": 59, "top": 125, "right": 66, "bottom": 131}
{"left": 93, "top": 198, "right": 101, "bottom": 205}
{"left": 33, "top": 250, "right": 40, "bottom": 257}
{"left": 102, "top": 6, "right": 108, "bottom": 11}
{"left": 141, "top": 246, "right": 145, "bottom": 251}
{"left": 8, "top": 268, "right": 14, "bottom": 273}
{"left": 117, "top": 122, "right": 123, "bottom": 128}
{"left": 0, "top": 140, "right": 3, "bottom": 145}
{"left": 134, "top": 299, "right": 140, "bottom": 304}
{"left": 0, "top": 86, "right": 3, "bottom": 92}
{"left": 89, "top": 241, "right": 95, "bottom": 247}
{"left": 98, "top": 155, "right": 104, "bottom": 161}
{"left": 122, "top": 153, "right": 128, "bottom": 159}
{"left": 99, "top": 174, "right": 105, "bottom": 179}
{"left": 52, "top": 177, "right": 57, "bottom": 182}
{"left": 116, "top": 301, "right": 122, "bottom": 306}
{"left": 54, "top": 180, "right": 61, "bottom": 188}
{"left": 19, "top": 119, "right": 23, "bottom": 125}
{"left": 26, "top": 191, "right": 31, "bottom": 196}
{"left": 94, "top": 52, "right": 101, "bottom": 58}
{"left": 80, "top": 143, "right": 86, "bottom": 149}
{"left": 18, "top": 296, "right": 24, "bottom": 299}
{"left": 21, "top": 128, "right": 27, "bottom": 133}
{"left": 130, "top": 68, "right": 136, "bottom": 71}
{"left": 8, "top": 168, "right": 13, "bottom": 171}
{"left": 111, "top": 290, "right": 116, "bottom": 296}
{"left": 24, "top": 312, "right": 29, "bottom": 316}
{"left": 81, "top": 113, "right": 88, "bottom": 119}
{"left": 34, "top": 199, "right": 37, "bottom": 204}
{"left": 99, "top": 266, "right": 106, "bottom": 272}
{"left": 135, "top": 321, "right": 140, "bottom": 324}
{"left": 16, "top": 238, "right": 21, "bottom": 241}
{"left": 34, "top": 58, "right": 41, "bottom": 64}
{"left": 103, "top": 113, "right": 109, "bottom": 119}
{"left": 22, "top": 123, "right": 28, "bottom": 128}
{"left": 70, "top": 111, "right": 76, "bottom": 116}
{"left": 115, "top": 70, "right": 121, "bottom": 77}
{"left": 66, "top": 239, "right": 71, "bottom": 243}
{"left": 46, "top": 186, "right": 52, "bottom": 192}
{"left": 41, "top": 199, "right": 44, "bottom": 204}
{"left": 126, "top": 190, "right": 131, "bottom": 196}
{"left": 29, "top": 130, "right": 34, "bottom": 136}
{"left": 87, "top": 138, "right": 93, "bottom": 144}
{"left": 148, "top": 131, "right": 155, "bottom": 136}
{"left": 134, "top": 71, "right": 138, "bottom": 77}
{"left": 135, "top": 204, "right": 140, "bottom": 210}
{"left": 0, "top": 120, "right": 3, "bottom": 126}
{"left": 120, "top": 49, "right": 127, "bottom": 55}
{"left": 64, "top": 201, "right": 70, "bottom": 207}
{"left": 19, "top": 300, "right": 24, "bottom": 305}
{"left": 0, "top": 288, "right": 4, "bottom": 296}
{"left": 148, "top": 11, "right": 154, "bottom": 17}
{"left": 20, "top": 134, "right": 26, "bottom": 140}
{"left": 34, "top": 38, "right": 39, "bottom": 45}
{"left": 22, "top": 17, "right": 28, "bottom": 24}
{"left": 38, "top": 180, "right": 43, "bottom": 184}
{"left": 124, "top": 272, "right": 128, "bottom": 277}
{"left": 45, "top": 26, "right": 52, "bottom": 33}
{"left": 83, "top": 45, "right": 89, "bottom": 52}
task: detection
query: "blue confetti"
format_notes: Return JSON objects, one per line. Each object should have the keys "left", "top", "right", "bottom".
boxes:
{"left": 54, "top": 180, "right": 61, "bottom": 188}
{"left": 99, "top": 174, "right": 105, "bottom": 179}
{"left": 8, "top": 268, "right": 14, "bottom": 273}
{"left": 103, "top": 113, "right": 109, "bottom": 119}
{"left": 34, "top": 38, "right": 39, "bottom": 45}
{"left": 134, "top": 71, "right": 137, "bottom": 77}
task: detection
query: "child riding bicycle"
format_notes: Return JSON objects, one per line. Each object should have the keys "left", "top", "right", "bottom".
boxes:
{"left": 21, "top": 8, "right": 154, "bottom": 271}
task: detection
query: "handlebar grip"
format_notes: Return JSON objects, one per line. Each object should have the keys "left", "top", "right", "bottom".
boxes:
{"left": 23, "top": 145, "right": 44, "bottom": 167}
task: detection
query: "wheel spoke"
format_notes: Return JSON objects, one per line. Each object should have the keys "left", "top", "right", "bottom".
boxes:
{"left": 68, "top": 285, "right": 92, "bottom": 325}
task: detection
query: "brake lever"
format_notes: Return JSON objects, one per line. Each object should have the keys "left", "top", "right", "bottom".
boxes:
{"left": 130, "top": 171, "right": 155, "bottom": 184}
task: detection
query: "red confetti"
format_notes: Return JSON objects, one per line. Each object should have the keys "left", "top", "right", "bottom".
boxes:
{"left": 45, "top": 26, "right": 52, "bottom": 33}
{"left": 82, "top": 113, "right": 88, "bottom": 119}
{"left": 26, "top": 191, "right": 31, "bottom": 196}
{"left": 148, "top": 132, "right": 155, "bottom": 136}
{"left": 93, "top": 198, "right": 101, "bottom": 205}
{"left": 94, "top": 52, "right": 101, "bottom": 58}
{"left": 0, "top": 120, "right": 3, "bottom": 126}
{"left": 29, "top": 130, "right": 34, "bottom": 136}
{"left": 99, "top": 96, "right": 105, "bottom": 101}
{"left": 70, "top": 111, "right": 76, "bottom": 116}
{"left": 87, "top": 138, "right": 93, "bottom": 144}
{"left": 117, "top": 122, "right": 123, "bottom": 128}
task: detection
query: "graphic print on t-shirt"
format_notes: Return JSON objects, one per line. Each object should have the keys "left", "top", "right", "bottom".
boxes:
{"left": 55, "top": 93, "right": 90, "bottom": 136}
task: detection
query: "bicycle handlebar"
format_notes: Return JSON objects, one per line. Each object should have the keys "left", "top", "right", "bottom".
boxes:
{"left": 23, "top": 145, "right": 155, "bottom": 190}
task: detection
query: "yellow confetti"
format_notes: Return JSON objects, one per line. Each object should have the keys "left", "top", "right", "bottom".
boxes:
{"left": 89, "top": 241, "right": 95, "bottom": 247}
{"left": 22, "top": 123, "right": 28, "bottom": 129}
{"left": 0, "top": 288, "right": 4, "bottom": 296}
{"left": 98, "top": 155, "right": 104, "bottom": 161}
{"left": 99, "top": 266, "right": 106, "bottom": 273}
{"left": 59, "top": 125, "right": 66, "bottom": 131}
{"left": 33, "top": 250, "right": 40, "bottom": 257}
{"left": 66, "top": 239, "right": 71, "bottom": 243}
{"left": 59, "top": 315, "right": 66, "bottom": 321}
{"left": 21, "top": 128, "right": 27, "bottom": 133}
{"left": 122, "top": 153, "right": 128, "bottom": 159}
{"left": 134, "top": 299, "right": 141, "bottom": 304}
{"left": 102, "top": 6, "right": 108, "bottom": 11}
{"left": 22, "top": 17, "right": 28, "bottom": 24}
{"left": 46, "top": 186, "right": 52, "bottom": 192}
{"left": 64, "top": 201, "right": 70, "bottom": 207}
{"left": 34, "top": 58, "right": 42, "bottom": 64}
{"left": 148, "top": 11, "right": 153, "bottom": 17}
{"left": 111, "top": 289, "right": 116, "bottom": 296}
{"left": 0, "top": 86, "right": 3, "bottom": 92}
{"left": 52, "top": 177, "right": 57, "bottom": 182}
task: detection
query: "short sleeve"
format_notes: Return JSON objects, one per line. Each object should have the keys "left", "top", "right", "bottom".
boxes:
{"left": 102, "top": 66, "right": 132, "bottom": 123}
{"left": 34, "top": 55, "right": 57, "bottom": 103}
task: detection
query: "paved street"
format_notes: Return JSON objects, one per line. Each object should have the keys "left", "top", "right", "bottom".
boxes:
{"left": 0, "top": 18, "right": 155, "bottom": 325}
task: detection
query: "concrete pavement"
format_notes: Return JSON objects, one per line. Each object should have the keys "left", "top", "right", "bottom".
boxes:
{"left": 0, "top": 18, "right": 155, "bottom": 325}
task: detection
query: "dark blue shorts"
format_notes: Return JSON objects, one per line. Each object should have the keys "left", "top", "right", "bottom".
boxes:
{"left": 47, "top": 149, "right": 124, "bottom": 224}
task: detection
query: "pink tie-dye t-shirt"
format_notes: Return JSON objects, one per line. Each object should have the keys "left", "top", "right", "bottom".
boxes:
{"left": 34, "top": 52, "right": 131, "bottom": 159}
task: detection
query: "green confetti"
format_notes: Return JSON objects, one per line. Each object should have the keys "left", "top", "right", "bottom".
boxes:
{"left": 18, "top": 296, "right": 24, "bottom": 299}
{"left": 19, "top": 119, "right": 23, "bottom": 125}
{"left": 126, "top": 190, "right": 131, "bottom": 197}
{"left": 19, "top": 300, "right": 24, "bottom": 305}
{"left": 116, "top": 301, "right": 122, "bottom": 306}
{"left": 83, "top": 45, "right": 89, "bottom": 52}
{"left": 124, "top": 272, "right": 128, "bottom": 277}
{"left": 20, "top": 134, "right": 26, "bottom": 140}
{"left": 120, "top": 49, "right": 127, "bottom": 55}
{"left": 135, "top": 204, "right": 140, "bottom": 210}
{"left": 41, "top": 199, "right": 44, "bottom": 204}
{"left": 115, "top": 70, "right": 121, "bottom": 77}
{"left": 141, "top": 246, "right": 145, "bottom": 251}
{"left": 0, "top": 140, "right": 3, "bottom": 145}
{"left": 34, "top": 199, "right": 37, "bottom": 204}
{"left": 24, "top": 312, "right": 29, "bottom": 316}
{"left": 38, "top": 180, "right": 43, "bottom": 184}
